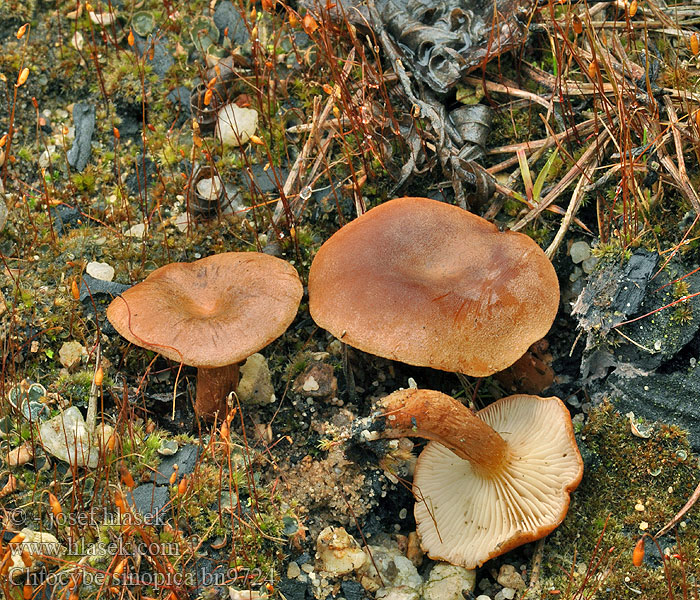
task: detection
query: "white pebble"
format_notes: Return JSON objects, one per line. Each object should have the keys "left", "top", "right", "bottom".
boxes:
{"left": 216, "top": 103, "right": 259, "bottom": 147}
{"left": 196, "top": 175, "right": 222, "bottom": 200}
{"left": 86, "top": 261, "right": 115, "bottom": 282}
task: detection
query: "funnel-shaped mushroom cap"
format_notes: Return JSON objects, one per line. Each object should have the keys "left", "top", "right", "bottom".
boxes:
{"left": 107, "top": 253, "right": 303, "bottom": 367}
{"left": 414, "top": 394, "right": 583, "bottom": 568}
{"left": 308, "top": 197, "right": 559, "bottom": 376}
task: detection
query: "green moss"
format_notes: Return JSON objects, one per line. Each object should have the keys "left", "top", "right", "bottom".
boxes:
{"left": 535, "top": 402, "right": 700, "bottom": 598}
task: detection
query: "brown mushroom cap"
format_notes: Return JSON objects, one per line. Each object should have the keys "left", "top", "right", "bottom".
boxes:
{"left": 412, "top": 393, "right": 583, "bottom": 568}
{"left": 107, "top": 252, "right": 303, "bottom": 367}
{"left": 308, "top": 197, "right": 559, "bottom": 376}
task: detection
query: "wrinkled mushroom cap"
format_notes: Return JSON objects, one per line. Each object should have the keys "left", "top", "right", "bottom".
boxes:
{"left": 107, "top": 252, "right": 303, "bottom": 367}
{"left": 308, "top": 197, "right": 559, "bottom": 376}
{"left": 413, "top": 394, "right": 583, "bottom": 568}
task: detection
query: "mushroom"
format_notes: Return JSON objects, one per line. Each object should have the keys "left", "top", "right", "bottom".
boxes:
{"left": 107, "top": 252, "right": 303, "bottom": 420}
{"left": 363, "top": 388, "right": 583, "bottom": 568}
{"left": 308, "top": 197, "right": 559, "bottom": 376}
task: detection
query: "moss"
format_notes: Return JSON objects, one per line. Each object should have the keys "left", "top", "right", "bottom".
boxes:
{"left": 536, "top": 402, "right": 700, "bottom": 598}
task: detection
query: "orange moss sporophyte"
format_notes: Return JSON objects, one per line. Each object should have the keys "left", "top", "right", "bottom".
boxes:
{"left": 303, "top": 13, "right": 319, "bottom": 35}
{"left": 113, "top": 557, "right": 128, "bottom": 578}
{"left": 169, "top": 464, "right": 179, "bottom": 486}
{"left": 48, "top": 492, "right": 62, "bottom": 518}
{"left": 119, "top": 463, "right": 135, "bottom": 489}
{"left": 16, "top": 67, "right": 29, "bottom": 87}
{"left": 632, "top": 537, "right": 645, "bottom": 566}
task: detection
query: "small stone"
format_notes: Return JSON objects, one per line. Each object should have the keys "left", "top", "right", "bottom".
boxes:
{"left": 497, "top": 564, "right": 526, "bottom": 590}
{"left": 376, "top": 588, "right": 419, "bottom": 600}
{"left": 94, "top": 424, "right": 115, "bottom": 450}
{"left": 316, "top": 526, "right": 367, "bottom": 576}
{"left": 39, "top": 406, "right": 99, "bottom": 468}
{"left": 640, "top": 521, "right": 649, "bottom": 530}
{"left": 287, "top": 561, "right": 301, "bottom": 579}
{"left": 475, "top": 596, "right": 492, "bottom": 600}
{"left": 86, "top": 261, "right": 115, "bottom": 282}
{"left": 6, "top": 443, "right": 34, "bottom": 466}
{"left": 71, "top": 31, "right": 84, "bottom": 51}
{"left": 216, "top": 103, "right": 259, "bottom": 146}
{"left": 173, "top": 212, "right": 191, "bottom": 232}
{"left": 292, "top": 362, "right": 338, "bottom": 399}
{"left": 359, "top": 545, "right": 422, "bottom": 592}
{"left": 634, "top": 502, "right": 645, "bottom": 512}
{"left": 59, "top": 340, "right": 86, "bottom": 369}
{"left": 582, "top": 255, "right": 598, "bottom": 274}
{"left": 302, "top": 376, "right": 319, "bottom": 392}
{"left": 570, "top": 241, "right": 591, "bottom": 264}
{"left": 89, "top": 10, "right": 116, "bottom": 25}
{"left": 196, "top": 175, "right": 222, "bottom": 200}
{"left": 502, "top": 588, "right": 516, "bottom": 600}
{"left": 7, "top": 529, "right": 65, "bottom": 578}
{"left": 423, "top": 563, "right": 476, "bottom": 600}
{"left": 406, "top": 532, "right": 423, "bottom": 567}
{"left": 237, "top": 353, "right": 275, "bottom": 405}
{"left": 125, "top": 223, "right": 147, "bottom": 238}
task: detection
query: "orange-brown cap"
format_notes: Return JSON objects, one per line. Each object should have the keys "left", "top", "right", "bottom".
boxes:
{"left": 107, "top": 252, "right": 303, "bottom": 367}
{"left": 308, "top": 197, "right": 559, "bottom": 376}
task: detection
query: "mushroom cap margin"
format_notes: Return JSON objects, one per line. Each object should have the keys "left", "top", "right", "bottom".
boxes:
{"left": 106, "top": 252, "right": 303, "bottom": 367}
{"left": 413, "top": 394, "right": 583, "bottom": 568}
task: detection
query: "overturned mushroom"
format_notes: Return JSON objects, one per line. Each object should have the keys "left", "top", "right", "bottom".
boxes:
{"left": 107, "top": 253, "right": 302, "bottom": 420}
{"left": 309, "top": 197, "right": 559, "bottom": 376}
{"left": 362, "top": 388, "right": 583, "bottom": 568}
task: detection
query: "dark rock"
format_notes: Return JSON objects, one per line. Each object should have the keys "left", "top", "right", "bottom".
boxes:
{"left": 114, "top": 99, "right": 144, "bottom": 139}
{"left": 67, "top": 102, "right": 95, "bottom": 172}
{"left": 127, "top": 483, "right": 169, "bottom": 525}
{"left": 573, "top": 249, "right": 658, "bottom": 337}
{"left": 241, "top": 164, "right": 289, "bottom": 195}
{"left": 577, "top": 251, "right": 700, "bottom": 377}
{"left": 133, "top": 34, "right": 174, "bottom": 78}
{"left": 152, "top": 444, "right": 200, "bottom": 484}
{"left": 608, "top": 264, "right": 700, "bottom": 371}
{"left": 126, "top": 152, "right": 158, "bottom": 197}
{"left": 295, "top": 552, "right": 312, "bottom": 566}
{"left": 51, "top": 204, "right": 82, "bottom": 235}
{"left": 599, "top": 364, "right": 700, "bottom": 451}
{"left": 79, "top": 273, "right": 131, "bottom": 302}
{"left": 277, "top": 577, "right": 309, "bottom": 600}
{"left": 192, "top": 557, "right": 229, "bottom": 592}
{"left": 167, "top": 86, "right": 191, "bottom": 115}
{"left": 213, "top": 1, "right": 248, "bottom": 45}
{"left": 340, "top": 581, "right": 368, "bottom": 600}
{"left": 167, "top": 86, "right": 192, "bottom": 129}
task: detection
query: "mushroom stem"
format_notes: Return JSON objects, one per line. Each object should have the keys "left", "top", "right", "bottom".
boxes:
{"left": 195, "top": 363, "right": 240, "bottom": 420}
{"left": 374, "top": 389, "right": 508, "bottom": 474}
